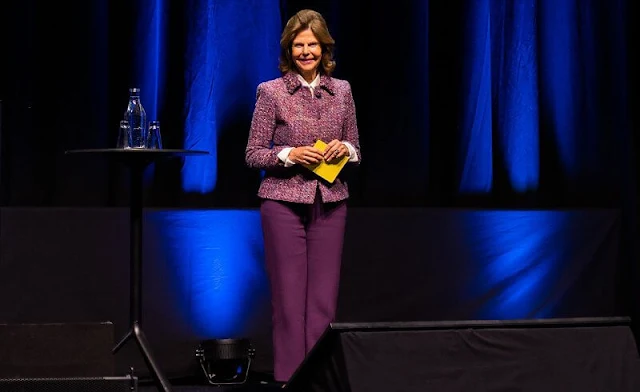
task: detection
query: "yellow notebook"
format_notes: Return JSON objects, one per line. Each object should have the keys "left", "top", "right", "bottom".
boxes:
{"left": 303, "top": 140, "right": 349, "bottom": 183}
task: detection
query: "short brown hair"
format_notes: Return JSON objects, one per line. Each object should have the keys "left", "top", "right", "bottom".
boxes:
{"left": 279, "top": 9, "right": 336, "bottom": 75}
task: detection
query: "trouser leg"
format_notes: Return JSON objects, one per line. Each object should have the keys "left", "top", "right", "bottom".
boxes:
{"left": 260, "top": 199, "right": 307, "bottom": 382}
{"left": 304, "top": 199, "right": 347, "bottom": 352}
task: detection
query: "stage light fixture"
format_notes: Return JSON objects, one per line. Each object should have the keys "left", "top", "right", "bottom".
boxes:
{"left": 194, "top": 338, "right": 254, "bottom": 385}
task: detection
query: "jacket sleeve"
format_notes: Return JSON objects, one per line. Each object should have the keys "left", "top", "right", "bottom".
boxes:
{"left": 341, "top": 82, "right": 361, "bottom": 164}
{"left": 245, "top": 84, "right": 288, "bottom": 170}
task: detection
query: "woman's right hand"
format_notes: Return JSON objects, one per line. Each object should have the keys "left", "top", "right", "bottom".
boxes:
{"left": 288, "top": 146, "right": 324, "bottom": 165}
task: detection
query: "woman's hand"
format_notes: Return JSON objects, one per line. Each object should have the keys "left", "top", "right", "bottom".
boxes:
{"left": 323, "top": 140, "right": 350, "bottom": 163}
{"left": 288, "top": 146, "right": 324, "bottom": 165}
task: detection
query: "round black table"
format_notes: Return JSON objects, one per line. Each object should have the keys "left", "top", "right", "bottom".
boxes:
{"left": 66, "top": 149, "right": 209, "bottom": 392}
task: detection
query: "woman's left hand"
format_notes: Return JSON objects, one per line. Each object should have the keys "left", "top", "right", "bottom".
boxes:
{"left": 324, "top": 139, "right": 349, "bottom": 162}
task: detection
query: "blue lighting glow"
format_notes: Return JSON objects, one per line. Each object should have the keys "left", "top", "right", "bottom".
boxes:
{"left": 460, "top": 0, "right": 540, "bottom": 192}
{"left": 463, "top": 211, "right": 566, "bottom": 319}
{"left": 494, "top": 0, "right": 539, "bottom": 192}
{"left": 150, "top": 210, "right": 268, "bottom": 338}
{"left": 135, "top": 0, "right": 166, "bottom": 121}
{"left": 538, "top": 0, "right": 580, "bottom": 177}
{"left": 181, "top": 1, "right": 281, "bottom": 193}
{"left": 459, "top": 0, "right": 493, "bottom": 192}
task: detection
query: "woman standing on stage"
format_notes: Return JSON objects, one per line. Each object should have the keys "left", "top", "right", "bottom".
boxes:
{"left": 245, "top": 8, "right": 361, "bottom": 383}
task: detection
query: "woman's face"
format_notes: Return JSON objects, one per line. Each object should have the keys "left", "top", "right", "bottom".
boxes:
{"left": 291, "top": 28, "right": 322, "bottom": 81}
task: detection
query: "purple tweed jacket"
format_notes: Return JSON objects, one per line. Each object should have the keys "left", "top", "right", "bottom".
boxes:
{"left": 245, "top": 72, "right": 361, "bottom": 204}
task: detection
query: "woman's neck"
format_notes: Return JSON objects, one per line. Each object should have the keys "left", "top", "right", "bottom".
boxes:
{"left": 300, "top": 71, "right": 318, "bottom": 84}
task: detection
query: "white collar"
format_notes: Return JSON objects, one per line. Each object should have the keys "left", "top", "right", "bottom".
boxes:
{"left": 297, "top": 73, "right": 320, "bottom": 89}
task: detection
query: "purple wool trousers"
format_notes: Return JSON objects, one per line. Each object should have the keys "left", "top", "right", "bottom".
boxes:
{"left": 260, "top": 195, "right": 347, "bottom": 382}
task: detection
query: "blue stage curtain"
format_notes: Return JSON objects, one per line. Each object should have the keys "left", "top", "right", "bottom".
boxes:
{"left": 460, "top": 0, "right": 539, "bottom": 193}
{"left": 458, "top": 0, "right": 628, "bottom": 198}
{"left": 180, "top": 0, "right": 281, "bottom": 193}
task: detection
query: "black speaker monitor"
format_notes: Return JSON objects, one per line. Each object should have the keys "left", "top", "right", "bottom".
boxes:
{"left": 286, "top": 317, "right": 640, "bottom": 392}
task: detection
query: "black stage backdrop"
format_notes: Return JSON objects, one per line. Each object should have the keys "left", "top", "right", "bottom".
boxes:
{"left": 1, "top": 0, "right": 640, "bottom": 381}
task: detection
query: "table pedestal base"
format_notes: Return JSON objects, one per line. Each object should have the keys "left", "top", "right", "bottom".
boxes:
{"left": 113, "top": 322, "right": 172, "bottom": 392}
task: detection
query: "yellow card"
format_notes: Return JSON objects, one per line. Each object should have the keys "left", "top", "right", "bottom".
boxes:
{"left": 303, "top": 140, "right": 349, "bottom": 183}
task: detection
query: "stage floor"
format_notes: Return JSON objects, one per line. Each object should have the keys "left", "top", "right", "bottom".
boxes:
{"left": 138, "top": 385, "right": 282, "bottom": 392}
{"left": 138, "top": 382, "right": 283, "bottom": 391}
{"left": 137, "top": 372, "right": 284, "bottom": 392}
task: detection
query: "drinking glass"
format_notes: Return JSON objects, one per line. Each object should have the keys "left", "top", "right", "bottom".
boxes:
{"left": 116, "top": 120, "right": 132, "bottom": 149}
{"left": 147, "top": 121, "right": 163, "bottom": 149}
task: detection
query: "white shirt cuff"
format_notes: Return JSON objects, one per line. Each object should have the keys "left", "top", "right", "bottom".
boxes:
{"left": 343, "top": 142, "right": 359, "bottom": 162}
{"left": 277, "top": 147, "right": 296, "bottom": 167}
